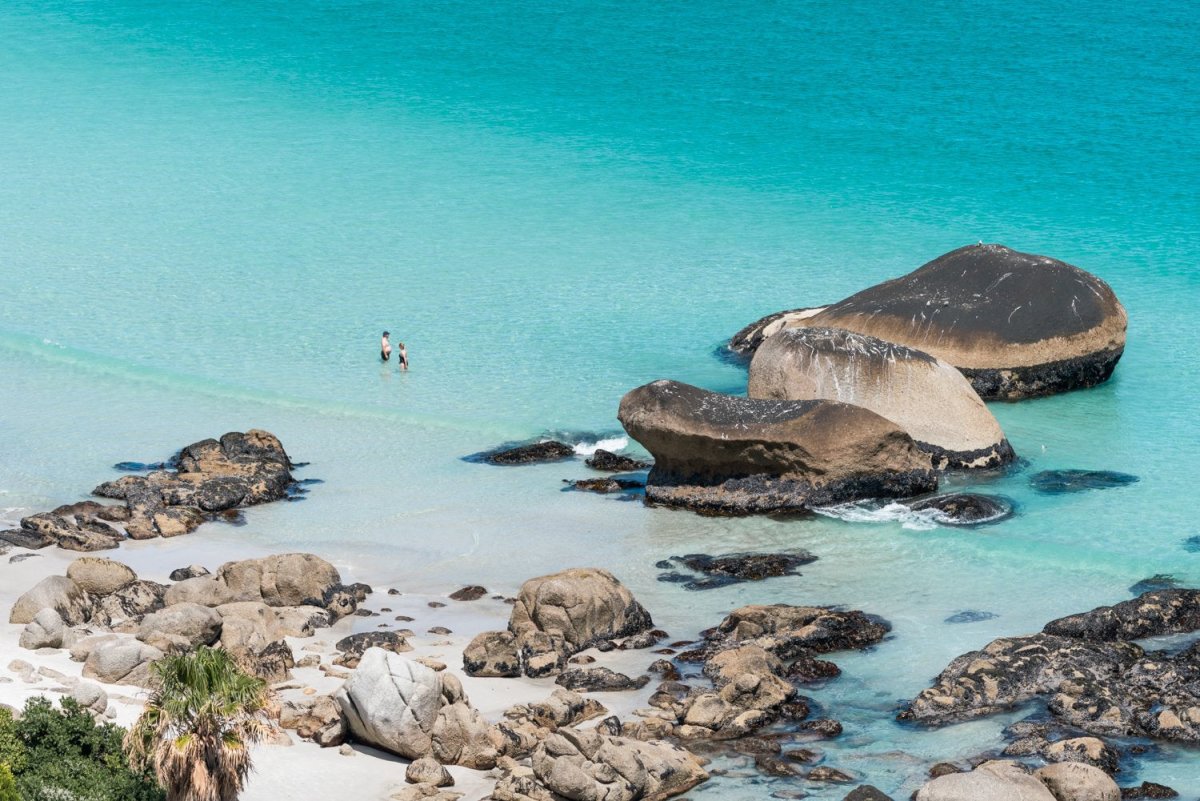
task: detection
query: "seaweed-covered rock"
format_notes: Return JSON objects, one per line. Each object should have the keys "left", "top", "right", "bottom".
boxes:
{"left": 478, "top": 441, "right": 575, "bottom": 465}
{"left": 618, "top": 380, "right": 937, "bottom": 515}
{"left": 1042, "top": 589, "right": 1200, "bottom": 641}
{"left": 900, "top": 634, "right": 1142, "bottom": 726}
{"left": 750, "top": 327, "right": 1014, "bottom": 469}
{"left": 656, "top": 551, "right": 816, "bottom": 590}
{"left": 585, "top": 449, "right": 650, "bottom": 472}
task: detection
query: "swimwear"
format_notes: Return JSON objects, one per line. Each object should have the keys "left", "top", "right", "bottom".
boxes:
{"left": 381, "top": 350, "right": 390, "bottom": 362}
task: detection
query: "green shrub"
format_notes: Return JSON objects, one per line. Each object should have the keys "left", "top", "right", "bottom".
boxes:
{"left": 0, "top": 708, "right": 25, "bottom": 775}
{"left": 0, "top": 763, "right": 19, "bottom": 801}
{"left": 8, "top": 697, "right": 164, "bottom": 801}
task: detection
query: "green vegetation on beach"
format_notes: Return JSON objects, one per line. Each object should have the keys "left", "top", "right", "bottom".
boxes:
{"left": 0, "top": 699, "right": 163, "bottom": 801}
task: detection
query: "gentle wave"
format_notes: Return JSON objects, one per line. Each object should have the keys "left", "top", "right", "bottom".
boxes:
{"left": 573, "top": 436, "right": 629, "bottom": 456}
{"left": 814, "top": 500, "right": 943, "bottom": 530}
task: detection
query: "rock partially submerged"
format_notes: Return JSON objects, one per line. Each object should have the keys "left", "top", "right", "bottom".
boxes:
{"left": 1030, "top": 470, "right": 1139, "bottom": 494}
{"left": 903, "top": 493, "right": 1015, "bottom": 526}
{"left": 473, "top": 440, "right": 576, "bottom": 466}
{"left": 655, "top": 551, "right": 817, "bottom": 591}
{"left": 585, "top": 449, "right": 651, "bottom": 472}
{"left": 618, "top": 380, "right": 937, "bottom": 515}
{"left": 903, "top": 589, "right": 1200, "bottom": 745}
{"left": 732, "top": 244, "right": 1128, "bottom": 400}
{"left": 749, "top": 327, "right": 1015, "bottom": 469}
{"left": 728, "top": 306, "right": 829, "bottom": 359}
{"left": 90, "top": 430, "right": 295, "bottom": 542}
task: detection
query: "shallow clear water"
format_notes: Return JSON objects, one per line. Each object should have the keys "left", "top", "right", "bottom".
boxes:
{"left": 1, "top": 0, "right": 1198, "bottom": 796}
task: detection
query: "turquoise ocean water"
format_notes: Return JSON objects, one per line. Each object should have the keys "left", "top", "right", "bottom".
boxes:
{"left": 1, "top": 1, "right": 1198, "bottom": 795}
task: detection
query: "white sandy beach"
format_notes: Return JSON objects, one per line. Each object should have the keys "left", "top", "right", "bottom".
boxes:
{"left": 0, "top": 513, "right": 667, "bottom": 801}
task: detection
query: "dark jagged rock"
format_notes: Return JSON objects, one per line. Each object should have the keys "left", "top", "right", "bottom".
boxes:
{"left": 734, "top": 244, "right": 1127, "bottom": 400}
{"left": 843, "top": 787, "right": 895, "bottom": 801}
{"left": 564, "top": 477, "right": 644, "bottom": 494}
{"left": 618, "top": 380, "right": 937, "bottom": 515}
{"left": 656, "top": 551, "right": 817, "bottom": 591}
{"left": 1030, "top": 469, "right": 1138, "bottom": 494}
{"left": 16, "top": 512, "right": 122, "bottom": 552}
{"left": 798, "top": 718, "right": 843, "bottom": 739}
{"left": 784, "top": 653, "right": 842, "bottom": 683}
{"left": 0, "top": 528, "right": 52, "bottom": 550}
{"left": 750, "top": 327, "right": 1015, "bottom": 470}
{"left": 449, "top": 585, "right": 488, "bottom": 602}
{"left": 474, "top": 440, "right": 575, "bottom": 465}
{"left": 1120, "top": 781, "right": 1179, "bottom": 798}
{"left": 905, "top": 493, "right": 1014, "bottom": 526}
{"left": 584, "top": 449, "right": 651, "bottom": 472}
{"left": 901, "top": 633, "right": 1143, "bottom": 726}
{"left": 1043, "top": 589, "right": 1200, "bottom": 641}
{"left": 169, "top": 565, "right": 210, "bottom": 582}
{"left": 333, "top": 631, "right": 412, "bottom": 668}
{"left": 945, "top": 610, "right": 999, "bottom": 624}
{"left": 88, "top": 430, "right": 296, "bottom": 542}
{"left": 1128, "top": 575, "right": 1181, "bottom": 595}
{"left": 554, "top": 667, "right": 649, "bottom": 692}
{"left": 708, "top": 605, "right": 890, "bottom": 659}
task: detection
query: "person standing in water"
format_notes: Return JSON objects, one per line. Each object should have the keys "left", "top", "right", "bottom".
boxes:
{"left": 380, "top": 331, "right": 392, "bottom": 362}
{"left": 397, "top": 341, "right": 409, "bottom": 371}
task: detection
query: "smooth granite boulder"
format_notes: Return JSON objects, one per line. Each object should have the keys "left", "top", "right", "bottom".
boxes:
{"left": 164, "top": 553, "right": 356, "bottom": 618}
{"left": 137, "top": 602, "right": 223, "bottom": 651}
{"left": 20, "top": 608, "right": 66, "bottom": 650}
{"left": 335, "top": 649, "right": 443, "bottom": 759}
{"left": 10, "top": 575, "right": 90, "bottom": 626}
{"left": 916, "top": 760, "right": 1056, "bottom": 801}
{"left": 1034, "top": 762, "right": 1120, "bottom": 801}
{"left": 67, "top": 557, "right": 137, "bottom": 596}
{"left": 736, "top": 244, "right": 1127, "bottom": 400}
{"left": 749, "top": 327, "right": 1014, "bottom": 469}
{"left": 83, "top": 639, "right": 164, "bottom": 685}
{"left": 466, "top": 568, "right": 652, "bottom": 679}
{"left": 511, "top": 568, "right": 652, "bottom": 654}
{"left": 531, "top": 728, "right": 708, "bottom": 801}
{"left": 618, "top": 380, "right": 937, "bottom": 514}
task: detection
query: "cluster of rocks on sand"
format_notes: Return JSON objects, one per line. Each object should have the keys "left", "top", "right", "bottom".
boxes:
{"left": 612, "top": 244, "right": 1126, "bottom": 515}
{"left": 0, "top": 430, "right": 297, "bottom": 551}
{"left": 9, "top": 539, "right": 1192, "bottom": 800}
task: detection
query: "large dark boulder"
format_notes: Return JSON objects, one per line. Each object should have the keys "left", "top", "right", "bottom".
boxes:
{"left": 618, "top": 380, "right": 937, "bottom": 514}
{"left": 1043, "top": 589, "right": 1200, "bottom": 641}
{"left": 749, "top": 327, "right": 1015, "bottom": 469}
{"left": 733, "top": 244, "right": 1127, "bottom": 400}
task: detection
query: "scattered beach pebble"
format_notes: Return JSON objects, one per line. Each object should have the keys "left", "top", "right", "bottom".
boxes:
{"left": 449, "top": 585, "right": 488, "bottom": 601}
{"left": 427, "top": 626, "right": 452, "bottom": 635}
{"left": 395, "top": 615, "right": 415, "bottom": 622}
{"left": 428, "top": 601, "right": 446, "bottom": 608}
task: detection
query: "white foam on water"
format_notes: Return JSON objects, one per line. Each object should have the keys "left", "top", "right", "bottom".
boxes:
{"left": 573, "top": 436, "right": 629, "bottom": 456}
{"left": 814, "top": 500, "right": 942, "bottom": 531}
